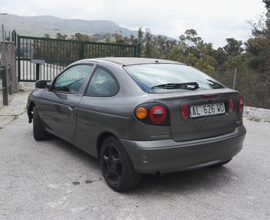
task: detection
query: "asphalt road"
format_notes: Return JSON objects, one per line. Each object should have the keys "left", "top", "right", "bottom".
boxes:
{"left": 0, "top": 113, "right": 269, "bottom": 220}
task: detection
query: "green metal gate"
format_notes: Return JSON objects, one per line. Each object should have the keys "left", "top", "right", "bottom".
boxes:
{"left": 17, "top": 35, "right": 141, "bottom": 82}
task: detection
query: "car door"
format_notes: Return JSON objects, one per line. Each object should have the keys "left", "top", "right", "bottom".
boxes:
{"left": 38, "top": 64, "right": 94, "bottom": 140}
{"left": 75, "top": 66, "right": 119, "bottom": 156}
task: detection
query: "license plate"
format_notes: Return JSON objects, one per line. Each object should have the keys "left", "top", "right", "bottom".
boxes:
{"left": 190, "top": 103, "right": 225, "bottom": 118}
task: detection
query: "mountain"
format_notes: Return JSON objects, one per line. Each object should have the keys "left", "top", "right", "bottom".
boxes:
{"left": 0, "top": 14, "right": 138, "bottom": 39}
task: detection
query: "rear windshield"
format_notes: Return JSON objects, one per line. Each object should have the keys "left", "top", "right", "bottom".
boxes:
{"left": 124, "top": 64, "right": 224, "bottom": 93}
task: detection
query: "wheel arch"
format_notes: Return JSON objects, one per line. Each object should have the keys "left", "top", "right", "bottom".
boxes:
{"left": 27, "top": 101, "right": 36, "bottom": 123}
{"left": 96, "top": 132, "right": 118, "bottom": 159}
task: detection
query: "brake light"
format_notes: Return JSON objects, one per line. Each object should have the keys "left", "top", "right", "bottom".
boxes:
{"left": 149, "top": 106, "right": 167, "bottom": 124}
{"left": 238, "top": 97, "right": 244, "bottom": 112}
{"left": 182, "top": 104, "right": 188, "bottom": 118}
{"left": 229, "top": 99, "right": 233, "bottom": 112}
{"left": 135, "top": 103, "right": 170, "bottom": 126}
{"left": 203, "top": 94, "right": 218, "bottom": 99}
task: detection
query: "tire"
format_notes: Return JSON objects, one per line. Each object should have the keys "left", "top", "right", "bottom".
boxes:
{"left": 33, "top": 106, "right": 47, "bottom": 141}
{"left": 100, "top": 136, "right": 141, "bottom": 192}
{"left": 213, "top": 158, "right": 232, "bottom": 167}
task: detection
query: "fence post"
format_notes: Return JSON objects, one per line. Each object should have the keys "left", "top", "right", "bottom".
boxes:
{"left": 12, "top": 30, "right": 16, "bottom": 45}
{"left": 79, "top": 41, "right": 84, "bottom": 60}
{"left": 1, "top": 25, "right": 6, "bottom": 65}
{"left": 136, "top": 42, "right": 141, "bottom": 57}
{"left": 1, "top": 66, "right": 8, "bottom": 105}
{"left": 17, "top": 35, "right": 21, "bottom": 82}
{"left": 233, "top": 69, "right": 237, "bottom": 90}
{"left": 7, "top": 65, "right": 12, "bottom": 95}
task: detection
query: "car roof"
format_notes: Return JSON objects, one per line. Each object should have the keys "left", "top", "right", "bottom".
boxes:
{"left": 83, "top": 57, "right": 183, "bottom": 66}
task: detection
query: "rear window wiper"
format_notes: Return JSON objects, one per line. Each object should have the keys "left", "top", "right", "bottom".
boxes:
{"left": 151, "top": 82, "right": 199, "bottom": 90}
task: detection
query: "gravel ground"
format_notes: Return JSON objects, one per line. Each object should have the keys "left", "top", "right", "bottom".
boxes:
{"left": 243, "top": 106, "right": 270, "bottom": 122}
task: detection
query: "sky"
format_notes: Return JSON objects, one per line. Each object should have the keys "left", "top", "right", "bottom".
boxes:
{"left": 0, "top": 0, "right": 267, "bottom": 49}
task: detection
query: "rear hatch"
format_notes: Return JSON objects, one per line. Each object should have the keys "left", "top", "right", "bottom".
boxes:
{"left": 149, "top": 88, "right": 243, "bottom": 142}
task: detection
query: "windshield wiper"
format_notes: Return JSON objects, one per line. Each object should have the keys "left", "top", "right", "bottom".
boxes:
{"left": 151, "top": 82, "right": 199, "bottom": 90}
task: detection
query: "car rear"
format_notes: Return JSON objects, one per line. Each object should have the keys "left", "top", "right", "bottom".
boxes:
{"left": 152, "top": 89, "right": 244, "bottom": 142}
{"left": 120, "top": 61, "right": 246, "bottom": 174}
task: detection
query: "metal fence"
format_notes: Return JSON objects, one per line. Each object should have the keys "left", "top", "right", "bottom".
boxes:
{"left": 17, "top": 35, "right": 141, "bottom": 82}
{"left": 211, "top": 70, "right": 270, "bottom": 109}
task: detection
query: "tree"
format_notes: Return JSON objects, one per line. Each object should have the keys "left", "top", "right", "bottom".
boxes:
{"left": 166, "top": 45, "right": 185, "bottom": 63}
{"left": 223, "top": 38, "right": 244, "bottom": 57}
{"left": 43, "top": 33, "right": 51, "bottom": 39}
{"left": 70, "top": 33, "right": 95, "bottom": 42}
{"left": 114, "top": 31, "right": 126, "bottom": 44}
{"left": 144, "top": 28, "right": 154, "bottom": 58}
{"left": 224, "top": 54, "right": 246, "bottom": 71}
{"left": 138, "top": 27, "right": 144, "bottom": 43}
{"left": 195, "top": 54, "right": 217, "bottom": 75}
{"left": 178, "top": 29, "right": 203, "bottom": 59}
{"left": 245, "top": 12, "right": 270, "bottom": 73}
{"left": 212, "top": 47, "right": 228, "bottom": 70}
{"left": 56, "top": 33, "right": 67, "bottom": 40}
{"left": 129, "top": 34, "right": 138, "bottom": 45}
{"left": 243, "top": 3, "right": 270, "bottom": 108}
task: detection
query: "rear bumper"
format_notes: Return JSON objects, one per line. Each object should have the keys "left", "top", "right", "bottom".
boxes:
{"left": 120, "top": 125, "right": 246, "bottom": 174}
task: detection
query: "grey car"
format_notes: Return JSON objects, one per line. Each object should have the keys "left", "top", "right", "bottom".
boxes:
{"left": 27, "top": 57, "right": 246, "bottom": 191}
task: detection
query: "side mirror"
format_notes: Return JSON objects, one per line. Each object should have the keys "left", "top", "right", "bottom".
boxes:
{"left": 35, "top": 80, "right": 47, "bottom": 89}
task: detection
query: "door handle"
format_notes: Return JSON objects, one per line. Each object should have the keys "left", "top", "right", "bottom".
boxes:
{"left": 68, "top": 103, "right": 75, "bottom": 111}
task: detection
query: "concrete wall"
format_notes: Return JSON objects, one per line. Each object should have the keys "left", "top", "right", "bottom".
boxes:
{"left": 1, "top": 41, "right": 17, "bottom": 93}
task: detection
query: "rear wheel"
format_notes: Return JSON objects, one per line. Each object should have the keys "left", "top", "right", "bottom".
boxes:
{"left": 33, "top": 106, "right": 47, "bottom": 140}
{"left": 100, "top": 136, "right": 141, "bottom": 192}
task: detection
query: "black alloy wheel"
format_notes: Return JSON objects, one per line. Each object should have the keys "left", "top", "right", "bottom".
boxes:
{"left": 100, "top": 136, "right": 141, "bottom": 192}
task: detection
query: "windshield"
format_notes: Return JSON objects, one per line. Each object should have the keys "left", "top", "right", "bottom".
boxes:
{"left": 124, "top": 64, "right": 224, "bottom": 93}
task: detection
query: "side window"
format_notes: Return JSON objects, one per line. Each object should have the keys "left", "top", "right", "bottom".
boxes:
{"left": 85, "top": 67, "right": 118, "bottom": 96}
{"left": 53, "top": 65, "right": 93, "bottom": 93}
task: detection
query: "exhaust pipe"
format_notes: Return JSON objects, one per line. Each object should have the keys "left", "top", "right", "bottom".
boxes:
{"left": 154, "top": 170, "right": 166, "bottom": 176}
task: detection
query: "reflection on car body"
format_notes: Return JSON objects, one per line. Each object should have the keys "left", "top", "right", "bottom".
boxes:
{"left": 27, "top": 57, "right": 246, "bottom": 192}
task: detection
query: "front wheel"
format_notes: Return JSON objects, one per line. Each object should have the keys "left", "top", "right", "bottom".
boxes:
{"left": 33, "top": 106, "right": 47, "bottom": 141}
{"left": 100, "top": 136, "right": 141, "bottom": 192}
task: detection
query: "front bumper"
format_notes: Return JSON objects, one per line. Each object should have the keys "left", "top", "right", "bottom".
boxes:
{"left": 120, "top": 125, "right": 246, "bottom": 174}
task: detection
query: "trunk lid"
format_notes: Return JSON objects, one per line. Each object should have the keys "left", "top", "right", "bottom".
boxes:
{"left": 149, "top": 88, "right": 243, "bottom": 142}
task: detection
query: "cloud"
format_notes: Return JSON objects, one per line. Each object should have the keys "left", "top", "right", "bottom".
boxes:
{"left": 0, "top": 5, "right": 35, "bottom": 16}
{"left": 0, "top": 0, "right": 267, "bottom": 48}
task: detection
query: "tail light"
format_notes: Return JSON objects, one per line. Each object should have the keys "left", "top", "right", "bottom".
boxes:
{"left": 136, "top": 107, "right": 147, "bottom": 119}
{"left": 135, "top": 104, "right": 170, "bottom": 126}
{"left": 229, "top": 99, "right": 233, "bottom": 112}
{"left": 149, "top": 106, "right": 166, "bottom": 123}
{"left": 238, "top": 97, "right": 244, "bottom": 112}
{"left": 182, "top": 104, "right": 188, "bottom": 118}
